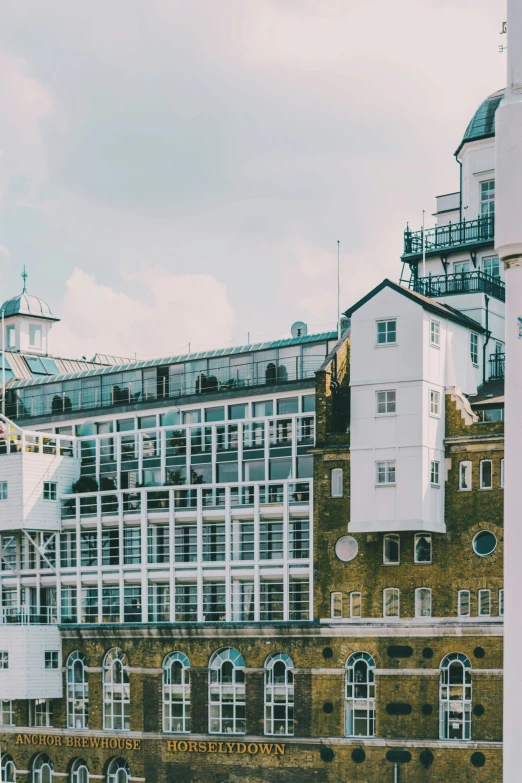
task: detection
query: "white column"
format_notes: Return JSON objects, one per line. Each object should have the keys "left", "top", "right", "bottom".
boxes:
{"left": 495, "top": 3, "right": 522, "bottom": 780}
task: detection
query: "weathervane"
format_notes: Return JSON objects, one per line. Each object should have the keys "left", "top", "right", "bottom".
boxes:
{"left": 21, "top": 265, "right": 28, "bottom": 293}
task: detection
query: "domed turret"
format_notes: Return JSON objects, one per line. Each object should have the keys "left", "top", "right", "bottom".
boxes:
{"left": 0, "top": 268, "right": 59, "bottom": 354}
{"left": 455, "top": 88, "right": 505, "bottom": 155}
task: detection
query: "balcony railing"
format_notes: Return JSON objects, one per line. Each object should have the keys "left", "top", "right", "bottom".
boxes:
{"left": 489, "top": 352, "right": 505, "bottom": 380}
{"left": 403, "top": 215, "right": 494, "bottom": 258}
{"left": 0, "top": 605, "right": 58, "bottom": 625}
{"left": 411, "top": 270, "right": 505, "bottom": 302}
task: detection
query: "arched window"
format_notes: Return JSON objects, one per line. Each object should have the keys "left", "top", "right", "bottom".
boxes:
{"left": 103, "top": 648, "right": 130, "bottom": 731}
{"left": 67, "top": 652, "right": 89, "bottom": 729}
{"left": 439, "top": 653, "right": 472, "bottom": 740}
{"left": 70, "top": 759, "right": 89, "bottom": 783}
{"left": 33, "top": 754, "right": 53, "bottom": 783}
{"left": 1, "top": 754, "right": 15, "bottom": 783}
{"left": 264, "top": 653, "right": 294, "bottom": 736}
{"left": 106, "top": 759, "right": 130, "bottom": 783}
{"left": 345, "top": 652, "right": 376, "bottom": 738}
{"left": 163, "top": 652, "right": 191, "bottom": 733}
{"left": 209, "top": 648, "right": 245, "bottom": 734}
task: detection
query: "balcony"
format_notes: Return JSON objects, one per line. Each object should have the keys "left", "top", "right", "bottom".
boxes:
{"left": 411, "top": 270, "right": 505, "bottom": 303}
{"left": 403, "top": 215, "right": 494, "bottom": 260}
{"left": 489, "top": 352, "right": 505, "bottom": 380}
{"left": 0, "top": 605, "right": 58, "bottom": 625}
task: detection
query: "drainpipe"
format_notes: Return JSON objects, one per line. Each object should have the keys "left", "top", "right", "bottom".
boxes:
{"left": 482, "top": 294, "right": 491, "bottom": 386}
{"left": 394, "top": 763, "right": 399, "bottom": 783}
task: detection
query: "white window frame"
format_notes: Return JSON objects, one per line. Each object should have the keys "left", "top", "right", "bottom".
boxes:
{"left": 376, "top": 461, "right": 396, "bottom": 486}
{"left": 458, "top": 590, "right": 470, "bottom": 617}
{"left": 470, "top": 332, "right": 479, "bottom": 366}
{"left": 383, "top": 534, "right": 400, "bottom": 565}
{"left": 459, "top": 461, "right": 472, "bottom": 491}
{"left": 350, "top": 592, "right": 362, "bottom": 618}
{"left": 1, "top": 753, "right": 15, "bottom": 783}
{"left": 0, "top": 652, "right": 8, "bottom": 670}
{"left": 430, "top": 460, "right": 440, "bottom": 486}
{"left": 66, "top": 651, "right": 88, "bottom": 730}
{"left": 330, "top": 468, "right": 343, "bottom": 498}
{"left": 344, "top": 653, "right": 375, "bottom": 738}
{"left": 430, "top": 389, "right": 440, "bottom": 417}
{"left": 480, "top": 459, "right": 492, "bottom": 490}
{"left": 414, "top": 534, "right": 432, "bottom": 564}
{"left": 264, "top": 653, "right": 294, "bottom": 736}
{"left": 0, "top": 700, "right": 13, "bottom": 727}
{"left": 376, "top": 389, "right": 396, "bottom": 415}
{"left": 103, "top": 647, "right": 130, "bottom": 731}
{"left": 415, "top": 587, "right": 432, "bottom": 618}
{"left": 331, "top": 592, "right": 343, "bottom": 618}
{"left": 480, "top": 179, "right": 495, "bottom": 216}
{"left": 43, "top": 481, "right": 57, "bottom": 501}
{"left": 30, "top": 700, "right": 53, "bottom": 728}
{"left": 376, "top": 319, "right": 397, "bottom": 346}
{"left": 0, "top": 482, "right": 8, "bottom": 501}
{"left": 430, "top": 320, "right": 440, "bottom": 347}
{"left": 439, "top": 654, "right": 472, "bottom": 740}
{"left": 163, "top": 652, "right": 191, "bottom": 733}
{"left": 71, "top": 759, "right": 89, "bottom": 783}
{"left": 107, "top": 759, "right": 130, "bottom": 783}
{"left": 383, "top": 588, "right": 400, "bottom": 618}
{"left": 483, "top": 255, "right": 500, "bottom": 278}
{"left": 478, "top": 589, "right": 491, "bottom": 617}
{"left": 32, "top": 754, "right": 54, "bottom": 783}
{"left": 209, "top": 648, "right": 245, "bottom": 735}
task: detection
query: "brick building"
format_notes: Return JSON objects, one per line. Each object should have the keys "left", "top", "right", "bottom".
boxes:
{"left": 0, "top": 88, "right": 507, "bottom": 783}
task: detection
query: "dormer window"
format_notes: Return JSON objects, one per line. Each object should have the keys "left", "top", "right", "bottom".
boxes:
{"left": 29, "top": 324, "right": 42, "bottom": 349}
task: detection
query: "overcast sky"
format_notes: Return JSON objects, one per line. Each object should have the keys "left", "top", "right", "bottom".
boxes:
{"left": 0, "top": 0, "right": 506, "bottom": 360}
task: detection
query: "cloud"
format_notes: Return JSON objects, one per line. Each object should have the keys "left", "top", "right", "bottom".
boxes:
{"left": 51, "top": 266, "right": 237, "bottom": 360}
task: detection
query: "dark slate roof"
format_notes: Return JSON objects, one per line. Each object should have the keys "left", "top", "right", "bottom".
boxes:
{"left": 343, "top": 279, "right": 486, "bottom": 333}
{"left": 469, "top": 380, "right": 504, "bottom": 406}
{"left": 455, "top": 88, "right": 505, "bottom": 156}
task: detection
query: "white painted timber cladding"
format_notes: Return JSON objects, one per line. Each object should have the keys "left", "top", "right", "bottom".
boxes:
{"left": 0, "top": 452, "right": 79, "bottom": 533}
{"left": 349, "top": 286, "right": 478, "bottom": 534}
{"left": 0, "top": 625, "right": 62, "bottom": 699}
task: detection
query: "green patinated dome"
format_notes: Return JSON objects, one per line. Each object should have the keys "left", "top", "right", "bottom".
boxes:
{"left": 456, "top": 88, "right": 505, "bottom": 155}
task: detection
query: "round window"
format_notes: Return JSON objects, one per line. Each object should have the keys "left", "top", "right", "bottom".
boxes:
{"left": 472, "top": 531, "right": 497, "bottom": 557}
{"left": 335, "top": 535, "right": 358, "bottom": 562}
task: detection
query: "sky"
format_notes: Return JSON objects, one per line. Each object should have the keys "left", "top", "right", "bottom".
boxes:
{"left": 0, "top": 0, "right": 506, "bottom": 360}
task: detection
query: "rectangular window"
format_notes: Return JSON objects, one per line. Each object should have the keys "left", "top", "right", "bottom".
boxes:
{"left": 376, "top": 319, "right": 397, "bottom": 345}
{"left": 30, "top": 699, "right": 53, "bottom": 728}
{"left": 454, "top": 261, "right": 470, "bottom": 274}
{"left": 430, "top": 389, "right": 440, "bottom": 416}
{"left": 480, "top": 460, "right": 492, "bottom": 489}
{"left": 277, "top": 397, "right": 299, "bottom": 415}
{"left": 430, "top": 320, "right": 440, "bottom": 347}
{"left": 81, "top": 587, "right": 99, "bottom": 623}
{"left": 60, "top": 586, "right": 77, "bottom": 623}
{"left": 479, "top": 589, "right": 491, "bottom": 616}
{"left": 43, "top": 481, "right": 57, "bottom": 501}
{"left": 175, "top": 524, "right": 197, "bottom": 563}
{"left": 123, "top": 586, "right": 142, "bottom": 622}
{"left": 376, "top": 461, "right": 395, "bottom": 485}
{"left": 260, "top": 522, "right": 284, "bottom": 560}
{"left": 470, "top": 332, "right": 479, "bottom": 366}
{"left": 414, "top": 534, "right": 432, "bottom": 564}
{"left": 101, "top": 529, "right": 119, "bottom": 565}
{"left": 175, "top": 584, "right": 198, "bottom": 622}
{"left": 483, "top": 256, "right": 500, "bottom": 277}
{"left": 459, "top": 461, "right": 472, "bottom": 491}
{"left": 29, "top": 324, "right": 42, "bottom": 349}
{"left": 383, "top": 534, "right": 400, "bottom": 565}
{"left": 289, "top": 580, "right": 309, "bottom": 620}
{"left": 331, "top": 468, "right": 343, "bottom": 497}
{"left": 123, "top": 528, "right": 141, "bottom": 564}
{"left": 260, "top": 582, "right": 284, "bottom": 621}
{"left": 0, "top": 700, "right": 13, "bottom": 726}
{"left": 60, "top": 532, "right": 77, "bottom": 568}
{"left": 0, "top": 652, "right": 8, "bottom": 669}
{"left": 383, "top": 588, "right": 400, "bottom": 617}
{"left": 0, "top": 482, "right": 8, "bottom": 501}
{"left": 101, "top": 587, "right": 120, "bottom": 623}
{"left": 202, "top": 523, "right": 226, "bottom": 562}
{"left": 499, "top": 589, "right": 504, "bottom": 617}
{"left": 80, "top": 532, "right": 98, "bottom": 567}
{"left": 376, "top": 389, "right": 396, "bottom": 414}
{"left": 203, "top": 583, "right": 226, "bottom": 622}
{"left": 501, "top": 459, "right": 504, "bottom": 489}
{"left": 6, "top": 325, "right": 15, "bottom": 349}
{"left": 415, "top": 588, "right": 432, "bottom": 618}
{"left": 476, "top": 408, "right": 504, "bottom": 422}
{"left": 430, "top": 460, "right": 440, "bottom": 486}
{"left": 44, "top": 651, "right": 59, "bottom": 669}
{"left": 350, "top": 592, "right": 362, "bottom": 618}
{"left": 480, "top": 179, "right": 495, "bottom": 216}
{"left": 458, "top": 590, "right": 470, "bottom": 617}
{"left": 253, "top": 400, "right": 273, "bottom": 417}
{"left": 331, "top": 592, "right": 343, "bottom": 618}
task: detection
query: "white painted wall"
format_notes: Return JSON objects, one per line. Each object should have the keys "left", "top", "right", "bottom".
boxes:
{"left": 0, "top": 625, "right": 62, "bottom": 699}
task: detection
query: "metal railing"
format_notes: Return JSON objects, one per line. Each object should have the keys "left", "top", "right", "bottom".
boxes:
{"left": 488, "top": 352, "right": 505, "bottom": 380}
{"left": 8, "top": 354, "right": 324, "bottom": 421}
{"left": 403, "top": 215, "right": 494, "bottom": 257}
{"left": 0, "top": 605, "right": 58, "bottom": 624}
{"left": 411, "top": 270, "right": 505, "bottom": 302}
{"left": 0, "top": 431, "right": 75, "bottom": 458}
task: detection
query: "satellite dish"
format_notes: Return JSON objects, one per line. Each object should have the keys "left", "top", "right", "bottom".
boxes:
{"left": 291, "top": 321, "right": 308, "bottom": 338}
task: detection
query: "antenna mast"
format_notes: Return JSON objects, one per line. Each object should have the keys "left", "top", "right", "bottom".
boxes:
{"left": 337, "top": 240, "right": 341, "bottom": 340}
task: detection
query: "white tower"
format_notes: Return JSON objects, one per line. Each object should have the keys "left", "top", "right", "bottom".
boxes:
{"left": 495, "top": 2, "right": 522, "bottom": 780}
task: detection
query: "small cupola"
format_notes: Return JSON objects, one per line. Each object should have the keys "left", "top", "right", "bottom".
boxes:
{"left": 0, "top": 267, "right": 59, "bottom": 355}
